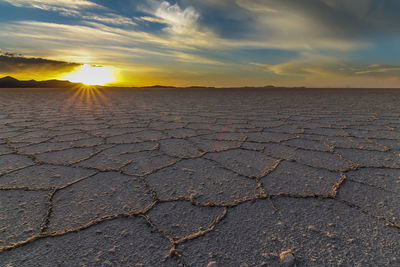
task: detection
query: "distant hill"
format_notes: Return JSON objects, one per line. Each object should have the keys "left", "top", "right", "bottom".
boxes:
{"left": 142, "top": 85, "right": 176, "bottom": 89}
{"left": 0, "top": 76, "right": 286, "bottom": 89}
{"left": 0, "top": 76, "right": 84, "bottom": 88}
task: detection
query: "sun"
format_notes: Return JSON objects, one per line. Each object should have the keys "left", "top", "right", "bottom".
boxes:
{"left": 64, "top": 64, "right": 114, "bottom": 85}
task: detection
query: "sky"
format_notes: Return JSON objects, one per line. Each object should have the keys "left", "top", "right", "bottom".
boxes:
{"left": 0, "top": 0, "right": 400, "bottom": 87}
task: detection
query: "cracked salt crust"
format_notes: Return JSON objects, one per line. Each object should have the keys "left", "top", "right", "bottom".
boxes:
{"left": 0, "top": 88, "right": 399, "bottom": 266}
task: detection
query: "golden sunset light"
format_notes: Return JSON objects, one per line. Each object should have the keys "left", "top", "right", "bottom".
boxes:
{"left": 63, "top": 64, "right": 114, "bottom": 86}
{"left": 1, "top": 0, "right": 400, "bottom": 87}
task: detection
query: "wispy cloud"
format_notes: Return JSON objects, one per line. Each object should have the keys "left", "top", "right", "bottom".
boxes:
{"left": 252, "top": 58, "right": 400, "bottom": 78}
{"left": 234, "top": 0, "right": 366, "bottom": 51}
{"left": 137, "top": 0, "right": 370, "bottom": 52}
{"left": 0, "top": 0, "right": 103, "bottom": 16}
{"left": 250, "top": 52, "right": 400, "bottom": 87}
{"left": 344, "top": 64, "right": 400, "bottom": 77}
{"left": 170, "top": 51, "right": 229, "bottom": 66}
{"left": 0, "top": 19, "right": 228, "bottom": 68}
{"left": 250, "top": 53, "right": 339, "bottom": 76}
{"left": 0, "top": 0, "right": 102, "bottom": 10}
{"left": 0, "top": 0, "right": 138, "bottom": 26}
{"left": 81, "top": 13, "right": 137, "bottom": 26}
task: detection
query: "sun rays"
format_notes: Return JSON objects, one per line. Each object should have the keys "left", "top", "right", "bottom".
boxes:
{"left": 61, "top": 85, "right": 115, "bottom": 115}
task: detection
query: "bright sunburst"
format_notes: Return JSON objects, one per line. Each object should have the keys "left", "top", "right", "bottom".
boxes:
{"left": 64, "top": 64, "right": 114, "bottom": 85}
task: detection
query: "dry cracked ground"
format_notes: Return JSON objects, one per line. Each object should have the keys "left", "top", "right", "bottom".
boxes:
{"left": 0, "top": 87, "right": 399, "bottom": 266}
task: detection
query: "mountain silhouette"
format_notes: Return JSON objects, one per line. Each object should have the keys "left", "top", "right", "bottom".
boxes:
{"left": 0, "top": 76, "right": 283, "bottom": 89}
{"left": 0, "top": 76, "right": 84, "bottom": 88}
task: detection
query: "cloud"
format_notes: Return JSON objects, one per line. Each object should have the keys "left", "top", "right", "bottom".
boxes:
{"left": 4, "top": 0, "right": 390, "bottom": 54}
{"left": 136, "top": 0, "right": 373, "bottom": 52}
{"left": 171, "top": 0, "right": 400, "bottom": 52}
{"left": 250, "top": 52, "right": 400, "bottom": 88}
{"left": 250, "top": 53, "right": 338, "bottom": 76}
{"left": 0, "top": 0, "right": 102, "bottom": 11}
{"left": 0, "top": 53, "right": 81, "bottom": 79}
{"left": 82, "top": 13, "right": 137, "bottom": 26}
{"left": 254, "top": 61, "right": 400, "bottom": 78}
{"left": 2, "top": 0, "right": 400, "bottom": 87}
{"left": 0, "top": 0, "right": 138, "bottom": 26}
{"left": 342, "top": 64, "right": 400, "bottom": 77}
{"left": 152, "top": 1, "right": 200, "bottom": 35}
{"left": 170, "top": 51, "right": 229, "bottom": 66}
{"left": 139, "top": 0, "right": 221, "bottom": 48}
{"left": 233, "top": 0, "right": 364, "bottom": 51}
{"left": 0, "top": 20, "right": 227, "bottom": 68}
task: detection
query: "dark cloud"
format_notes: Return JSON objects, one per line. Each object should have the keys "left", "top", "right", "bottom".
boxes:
{"left": 0, "top": 53, "right": 81, "bottom": 74}
{"left": 175, "top": 0, "right": 400, "bottom": 42}
{"left": 276, "top": 0, "right": 400, "bottom": 38}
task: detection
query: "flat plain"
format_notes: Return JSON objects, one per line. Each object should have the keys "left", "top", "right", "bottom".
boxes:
{"left": 0, "top": 87, "right": 399, "bottom": 266}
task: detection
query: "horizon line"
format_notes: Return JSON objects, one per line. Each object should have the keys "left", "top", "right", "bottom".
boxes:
{"left": 1, "top": 76, "right": 400, "bottom": 90}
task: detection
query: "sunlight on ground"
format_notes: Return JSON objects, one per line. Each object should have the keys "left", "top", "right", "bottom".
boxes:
{"left": 62, "top": 85, "right": 114, "bottom": 113}
{"left": 64, "top": 64, "right": 114, "bottom": 85}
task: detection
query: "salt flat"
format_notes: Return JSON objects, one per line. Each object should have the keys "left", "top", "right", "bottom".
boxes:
{"left": 0, "top": 87, "right": 399, "bottom": 266}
